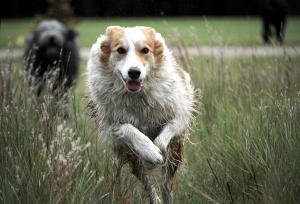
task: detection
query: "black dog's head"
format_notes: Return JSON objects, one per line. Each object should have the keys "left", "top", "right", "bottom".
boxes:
{"left": 24, "top": 20, "right": 80, "bottom": 97}
{"left": 30, "top": 20, "right": 78, "bottom": 60}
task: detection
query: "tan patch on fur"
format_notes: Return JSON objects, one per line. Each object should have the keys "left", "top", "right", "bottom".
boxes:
{"left": 100, "top": 40, "right": 110, "bottom": 69}
{"left": 139, "top": 28, "right": 164, "bottom": 77}
{"left": 167, "top": 139, "right": 184, "bottom": 184}
{"left": 131, "top": 26, "right": 163, "bottom": 71}
{"left": 141, "top": 27, "right": 155, "bottom": 48}
{"left": 99, "top": 26, "right": 125, "bottom": 69}
{"left": 153, "top": 40, "right": 164, "bottom": 70}
{"left": 135, "top": 45, "right": 151, "bottom": 66}
{"left": 135, "top": 51, "right": 146, "bottom": 66}
{"left": 133, "top": 27, "right": 156, "bottom": 66}
{"left": 106, "top": 26, "right": 125, "bottom": 50}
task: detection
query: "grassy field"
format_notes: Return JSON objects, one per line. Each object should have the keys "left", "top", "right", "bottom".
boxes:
{"left": 1, "top": 17, "right": 300, "bottom": 204}
{"left": 1, "top": 17, "right": 300, "bottom": 48}
{"left": 1, "top": 48, "right": 300, "bottom": 203}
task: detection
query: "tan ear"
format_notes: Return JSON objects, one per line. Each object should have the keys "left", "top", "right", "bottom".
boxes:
{"left": 105, "top": 26, "right": 125, "bottom": 49}
{"left": 105, "top": 26, "right": 124, "bottom": 42}
{"left": 99, "top": 26, "right": 124, "bottom": 69}
{"left": 100, "top": 39, "right": 110, "bottom": 65}
{"left": 140, "top": 26, "right": 156, "bottom": 37}
{"left": 105, "top": 26, "right": 123, "bottom": 36}
{"left": 139, "top": 26, "right": 156, "bottom": 48}
{"left": 100, "top": 34, "right": 110, "bottom": 53}
{"left": 154, "top": 39, "right": 163, "bottom": 56}
{"left": 153, "top": 33, "right": 164, "bottom": 69}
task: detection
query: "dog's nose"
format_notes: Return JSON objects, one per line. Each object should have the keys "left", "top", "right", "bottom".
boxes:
{"left": 128, "top": 69, "right": 141, "bottom": 80}
{"left": 49, "top": 35, "right": 55, "bottom": 44}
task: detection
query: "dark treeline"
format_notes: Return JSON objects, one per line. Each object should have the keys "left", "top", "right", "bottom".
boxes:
{"left": 2, "top": 0, "right": 300, "bottom": 18}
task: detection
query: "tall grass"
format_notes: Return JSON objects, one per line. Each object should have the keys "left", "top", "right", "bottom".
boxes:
{"left": 175, "top": 54, "right": 300, "bottom": 204}
{"left": 0, "top": 52, "right": 299, "bottom": 203}
{"left": 0, "top": 59, "right": 135, "bottom": 204}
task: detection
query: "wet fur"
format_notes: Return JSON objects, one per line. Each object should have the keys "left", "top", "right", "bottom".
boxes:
{"left": 87, "top": 26, "right": 195, "bottom": 204}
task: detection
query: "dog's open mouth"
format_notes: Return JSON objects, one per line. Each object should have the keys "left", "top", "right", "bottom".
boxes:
{"left": 117, "top": 71, "right": 142, "bottom": 93}
{"left": 126, "top": 80, "right": 142, "bottom": 92}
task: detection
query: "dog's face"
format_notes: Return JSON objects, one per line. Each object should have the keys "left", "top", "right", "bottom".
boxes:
{"left": 99, "top": 26, "right": 164, "bottom": 93}
{"left": 34, "top": 20, "right": 77, "bottom": 59}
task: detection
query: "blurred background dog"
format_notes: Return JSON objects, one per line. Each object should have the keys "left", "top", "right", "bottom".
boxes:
{"left": 24, "top": 20, "right": 79, "bottom": 96}
{"left": 262, "top": 0, "right": 287, "bottom": 44}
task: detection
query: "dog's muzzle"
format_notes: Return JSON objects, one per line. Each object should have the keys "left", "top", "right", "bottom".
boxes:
{"left": 126, "top": 80, "right": 142, "bottom": 92}
{"left": 118, "top": 70, "right": 143, "bottom": 93}
{"left": 126, "top": 68, "right": 142, "bottom": 92}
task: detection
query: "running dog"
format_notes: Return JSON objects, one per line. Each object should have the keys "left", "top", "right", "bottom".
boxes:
{"left": 24, "top": 20, "right": 79, "bottom": 95}
{"left": 87, "top": 26, "right": 195, "bottom": 204}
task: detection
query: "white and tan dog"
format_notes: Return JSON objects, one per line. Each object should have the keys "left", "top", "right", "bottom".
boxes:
{"left": 87, "top": 26, "right": 195, "bottom": 204}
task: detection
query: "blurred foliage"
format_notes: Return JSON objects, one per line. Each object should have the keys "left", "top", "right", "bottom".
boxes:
{"left": 1, "top": 17, "right": 300, "bottom": 48}
{"left": 30, "top": 0, "right": 78, "bottom": 29}
{"left": 46, "top": 0, "right": 78, "bottom": 25}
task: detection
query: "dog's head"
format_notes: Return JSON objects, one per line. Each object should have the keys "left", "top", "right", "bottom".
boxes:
{"left": 33, "top": 20, "right": 78, "bottom": 59}
{"left": 98, "top": 26, "right": 165, "bottom": 93}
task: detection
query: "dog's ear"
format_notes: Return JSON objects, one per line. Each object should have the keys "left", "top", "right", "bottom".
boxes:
{"left": 139, "top": 26, "right": 156, "bottom": 47}
{"left": 139, "top": 26, "right": 156, "bottom": 36}
{"left": 105, "top": 26, "right": 123, "bottom": 37}
{"left": 138, "top": 26, "right": 164, "bottom": 68}
{"left": 153, "top": 33, "right": 165, "bottom": 69}
{"left": 99, "top": 26, "right": 124, "bottom": 68}
{"left": 67, "top": 28, "right": 79, "bottom": 41}
{"left": 104, "top": 26, "right": 125, "bottom": 48}
{"left": 100, "top": 26, "right": 124, "bottom": 57}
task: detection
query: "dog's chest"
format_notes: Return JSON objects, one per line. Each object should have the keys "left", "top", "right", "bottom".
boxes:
{"left": 111, "top": 95, "right": 175, "bottom": 140}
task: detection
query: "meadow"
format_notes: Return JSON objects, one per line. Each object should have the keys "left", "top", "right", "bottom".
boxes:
{"left": 1, "top": 18, "right": 300, "bottom": 204}
{"left": 1, "top": 17, "right": 300, "bottom": 48}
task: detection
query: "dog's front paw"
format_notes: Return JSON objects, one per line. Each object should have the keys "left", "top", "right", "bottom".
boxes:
{"left": 137, "top": 138, "right": 163, "bottom": 164}
{"left": 116, "top": 123, "right": 163, "bottom": 164}
{"left": 143, "top": 142, "right": 164, "bottom": 164}
{"left": 153, "top": 136, "right": 168, "bottom": 153}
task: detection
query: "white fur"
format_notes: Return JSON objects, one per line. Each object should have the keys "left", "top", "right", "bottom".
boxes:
{"left": 87, "top": 27, "right": 194, "bottom": 164}
{"left": 118, "top": 37, "right": 146, "bottom": 81}
{"left": 117, "top": 123, "right": 163, "bottom": 163}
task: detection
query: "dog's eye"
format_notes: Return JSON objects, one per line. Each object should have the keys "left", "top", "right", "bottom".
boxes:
{"left": 117, "top": 47, "right": 127, "bottom": 54}
{"left": 141, "top": 47, "right": 149, "bottom": 54}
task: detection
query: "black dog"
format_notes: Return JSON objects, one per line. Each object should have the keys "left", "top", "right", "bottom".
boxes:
{"left": 262, "top": 0, "right": 287, "bottom": 44}
{"left": 24, "top": 20, "right": 79, "bottom": 95}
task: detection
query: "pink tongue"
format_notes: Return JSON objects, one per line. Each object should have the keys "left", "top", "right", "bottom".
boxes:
{"left": 126, "top": 81, "right": 141, "bottom": 92}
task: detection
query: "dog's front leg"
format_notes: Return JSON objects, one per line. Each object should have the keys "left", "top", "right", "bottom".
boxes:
{"left": 161, "top": 140, "right": 183, "bottom": 204}
{"left": 128, "top": 154, "right": 162, "bottom": 204}
{"left": 153, "top": 118, "right": 186, "bottom": 204}
{"left": 116, "top": 123, "right": 163, "bottom": 164}
{"left": 153, "top": 113, "right": 190, "bottom": 153}
{"left": 153, "top": 115, "right": 189, "bottom": 204}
